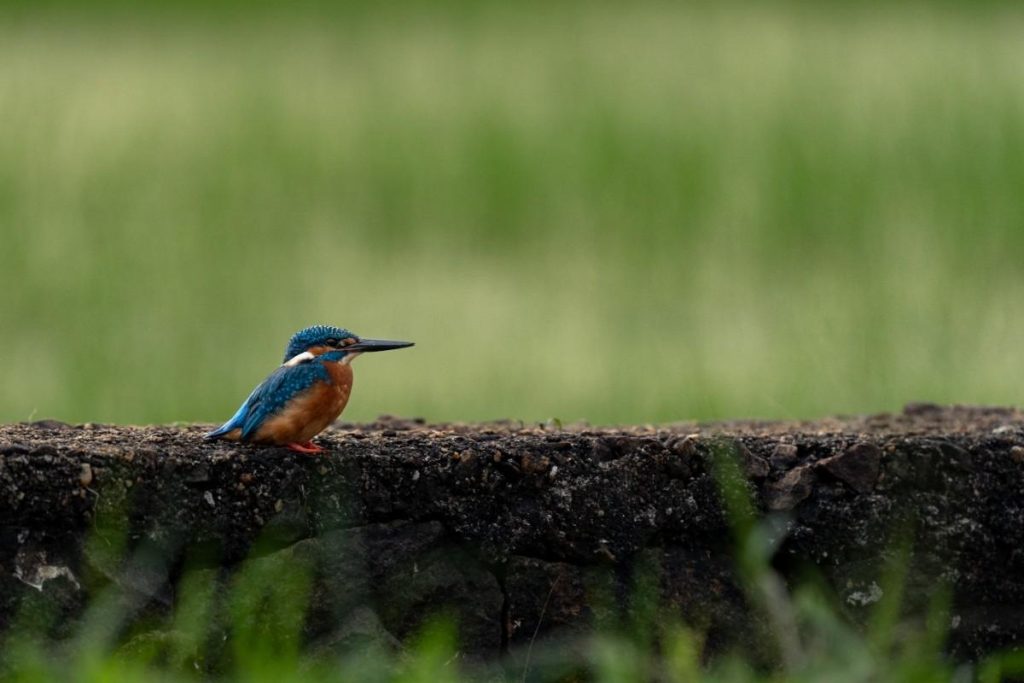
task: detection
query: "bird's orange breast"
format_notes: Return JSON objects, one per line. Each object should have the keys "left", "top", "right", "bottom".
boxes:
{"left": 253, "top": 362, "right": 354, "bottom": 445}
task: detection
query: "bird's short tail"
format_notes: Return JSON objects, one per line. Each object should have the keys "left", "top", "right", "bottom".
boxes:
{"left": 205, "top": 399, "right": 251, "bottom": 441}
{"left": 204, "top": 424, "right": 233, "bottom": 440}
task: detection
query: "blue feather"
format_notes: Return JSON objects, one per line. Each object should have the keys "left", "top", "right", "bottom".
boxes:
{"left": 205, "top": 360, "right": 333, "bottom": 441}
{"left": 283, "top": 325, "right": 356, "bottom": 363}
{"left": 204, "top": 392, "right": 254, "bottom": 439}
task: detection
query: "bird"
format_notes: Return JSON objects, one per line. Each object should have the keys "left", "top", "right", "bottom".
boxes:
{"left": 205, "top": 325, "right": 413, "bottom": 454}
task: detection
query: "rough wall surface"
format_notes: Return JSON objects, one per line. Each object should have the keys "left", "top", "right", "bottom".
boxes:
{"left": 0, "top": 405, "right": 1022, "bottom": 667}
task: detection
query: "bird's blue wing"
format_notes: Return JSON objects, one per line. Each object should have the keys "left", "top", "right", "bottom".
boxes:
{"left": 238, "top": 362, "right": 332, "bottom": 440}
{"left": 205, "top": 361, "right": 331, "bottom": 441}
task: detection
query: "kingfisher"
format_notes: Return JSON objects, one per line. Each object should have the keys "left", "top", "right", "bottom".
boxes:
{"left": 205, "top": 325, "right": 413, "bottom": 454}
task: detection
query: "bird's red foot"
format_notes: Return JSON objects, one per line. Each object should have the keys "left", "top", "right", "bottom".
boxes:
{"left": 286, "top": 441, "right": 324, "bottom": 454}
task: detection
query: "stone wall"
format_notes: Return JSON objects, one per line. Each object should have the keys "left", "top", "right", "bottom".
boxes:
{"left": 1, "top": 405, "right": 1022, "bottom": 668}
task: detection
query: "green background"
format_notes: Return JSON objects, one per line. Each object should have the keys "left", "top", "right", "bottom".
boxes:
{"left": 2, "top": 2, "right": 1023, "bottom": 426}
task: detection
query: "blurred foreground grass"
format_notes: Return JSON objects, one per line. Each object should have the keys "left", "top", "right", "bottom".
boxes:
{"left": 2, "top": 3, "right": 1024, "bottom": 425}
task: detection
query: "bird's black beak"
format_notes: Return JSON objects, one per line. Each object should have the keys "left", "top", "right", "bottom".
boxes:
{"left": 346, "top": 339, "right": 414, "bottom": 352}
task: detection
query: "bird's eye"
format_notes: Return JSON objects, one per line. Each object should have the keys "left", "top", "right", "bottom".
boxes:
{"left": 325, "top": 338, "right": 338, "bottom": 347}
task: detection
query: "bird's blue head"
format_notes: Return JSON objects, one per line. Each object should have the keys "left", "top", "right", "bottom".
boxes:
{"left": 284, "top": 325, "right": 356, "bottom": 362}
{"left": 283, "top": 325, "right": 414, "bottom": 364}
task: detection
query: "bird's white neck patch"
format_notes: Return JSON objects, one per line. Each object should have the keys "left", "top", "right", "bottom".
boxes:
{"left": 282, "top": 351, "right": 316, "bottom": 367}
{"left": 283, "top": 350, "right": 361, "bottom": 367}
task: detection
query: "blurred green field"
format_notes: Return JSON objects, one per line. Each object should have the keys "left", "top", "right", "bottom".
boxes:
{"left": 2, "top": 3, "right": 1024, "bottom": 426}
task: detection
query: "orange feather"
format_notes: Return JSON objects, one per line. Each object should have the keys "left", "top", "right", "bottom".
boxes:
{"left": 251, "top": 362, "right": 354, "bottom": 445}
